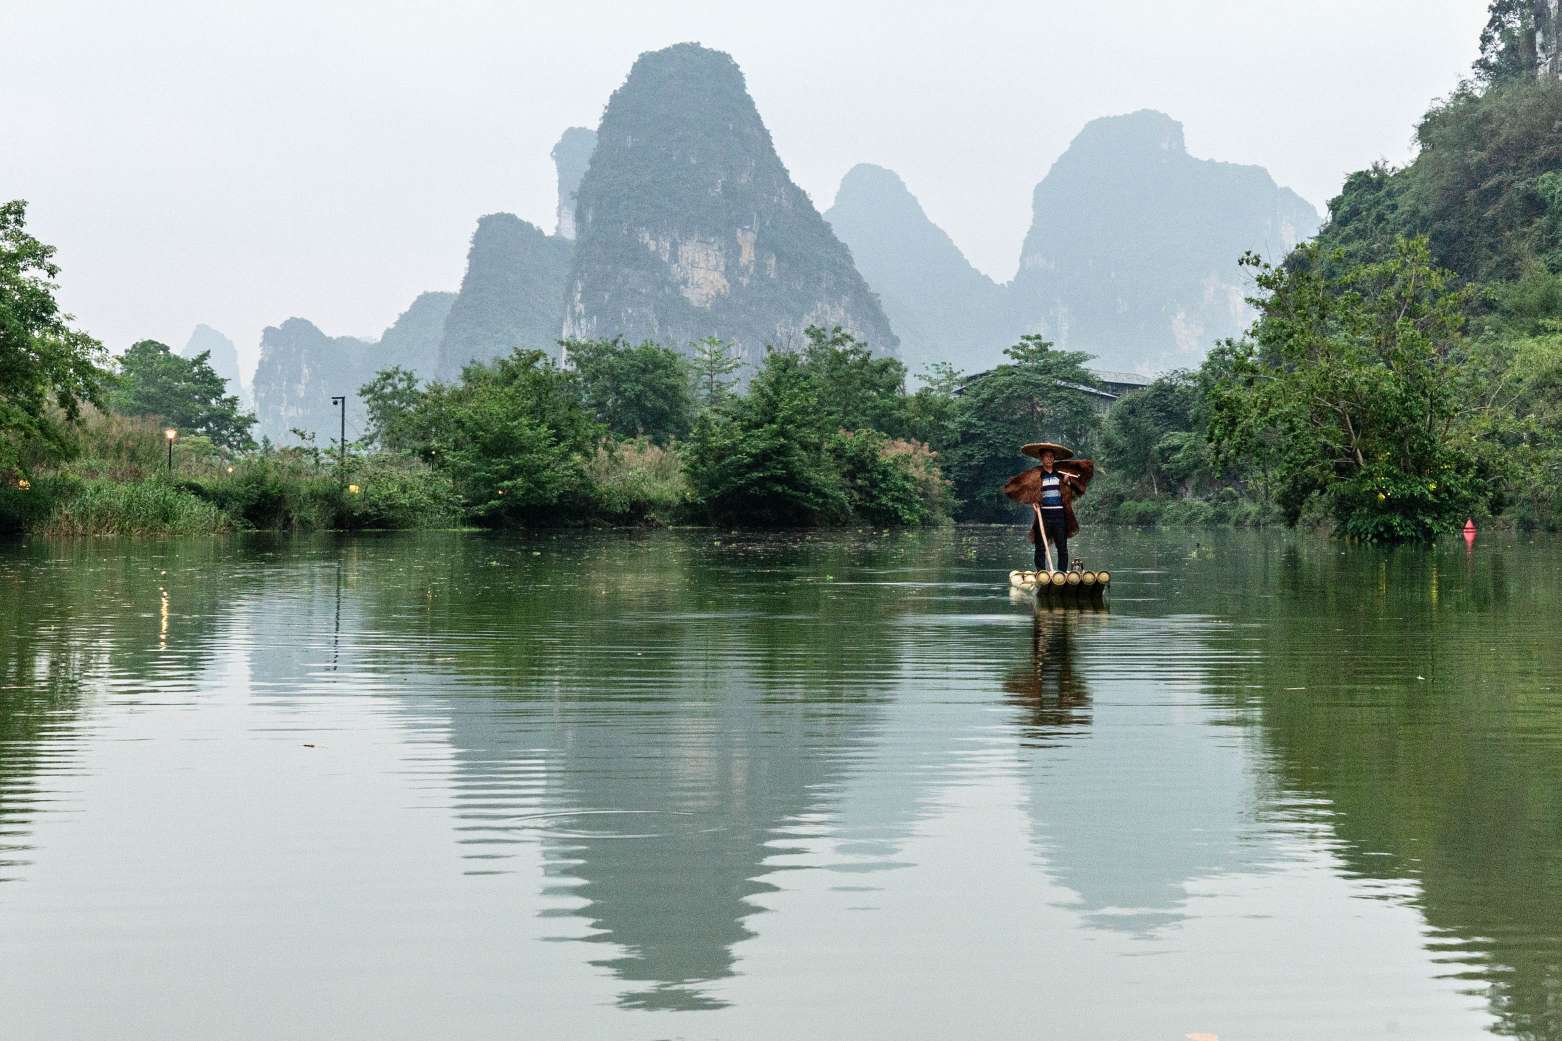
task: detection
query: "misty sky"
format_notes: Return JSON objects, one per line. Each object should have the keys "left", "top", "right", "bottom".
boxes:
{"left": 4, "top": 0, "right": 1487, "bottom": 380}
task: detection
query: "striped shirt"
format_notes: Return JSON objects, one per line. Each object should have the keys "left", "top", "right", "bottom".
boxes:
{"left": 1039, "top": 471, "right": 1064, "bottom": 511}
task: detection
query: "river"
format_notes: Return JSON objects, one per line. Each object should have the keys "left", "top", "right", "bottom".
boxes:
{"left": 2, "top": 528, "right": 1558, "bottom": 1040}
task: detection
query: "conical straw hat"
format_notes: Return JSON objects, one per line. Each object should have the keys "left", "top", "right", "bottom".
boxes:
{"left": 1021, "top": 442, "right": 1073, "bottom": 461}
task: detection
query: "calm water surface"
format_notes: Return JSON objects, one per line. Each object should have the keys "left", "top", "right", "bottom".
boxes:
{"left": 2, "top": 528, "right": 1560, "bottom": 1040}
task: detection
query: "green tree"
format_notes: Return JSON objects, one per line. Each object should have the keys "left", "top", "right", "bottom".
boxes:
{"left": 1475, "top": 0, "right": 1550, "bottom": 84}
{"left": 412, "top": 349, "right": 598, "bottom": 524}
{"left": 565, "top": 337, "right": 695, "bottom": 442}
{"left": 0, "top": 200, "right": 107, "bottom": 473}
{"left": 685, "top": 350, "right": 849, "bottom": 526}
{"left": 1098, "top": 372, "right": 1200, "bottom": 496}
{"left": 1205, "top": 238, "right": 1494, "bottom": 541}
{"left": 108, "top": 340, "right": 256, "bottom": 451}
{"left": 939, "top": 335, "right": 1103, "bottom": 519}
{"left": 798, "top": 325, "right": 911, "bottom": 436}
{"left": 358, "top": 366, "right": 424, "bottom": 452}
{"left": 900, "top": 362, "right": 963, "bottom": 452}
{"left": 689, "top": 336, "right": 743, "bottom": 408}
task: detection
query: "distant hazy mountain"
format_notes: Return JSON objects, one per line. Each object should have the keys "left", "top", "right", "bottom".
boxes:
{"left": 435, "top": 213, "right": 573, "bottom": 379}
{"left": 252, "top": 318, "right": 376, "bottom": 442}
{"left": 252, "top": 292, "right": 454, "bottom": 442}
{"left": 180, "top": 324, "right": 247, "bottom": 401}
{"left": 377, "top": 291, "right": 455, "bottom": 378}
{"left": 1010, "top": 110, "right": 1319, "bottom": 373}
{"left": 563, "top": 43, "right": 897, "bottom": 365}
{"left": 551, "top": 127, "right": 596, "bottom": 240}
{"left": 824, "top": 163, "right": 1008, "bottom": 377}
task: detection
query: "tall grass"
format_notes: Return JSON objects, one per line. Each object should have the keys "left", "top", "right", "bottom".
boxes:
{"left": 42, "top": 478, "right": 232, "bottom": 536}
{"left": 584, "top": 438, "right": 690, "bottom": 524}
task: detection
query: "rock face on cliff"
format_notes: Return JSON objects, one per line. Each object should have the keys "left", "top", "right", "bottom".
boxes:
{"left": 377, "top": 291, "right": 456, "bottom": 378}
{"left": 824, "top": 163, "right": 1008, "bottom": 377}
{"left": 551, "top": 127, "right": 597, "bottom": 240}
{"left": 435, "top": 213, "right": 573, "bottom": 378}
{"left": 180, "top": 324, "right": 247, "bottom": 401}
{"left": 252, "top": 291, "right": 454, "bottom": 442}
{"left": 252, "top": 318, "right": 375, "bottom": 442}
{"left": 1010, "top": 110, "right": 1319, "bottom": 373}
{"left": 563, "top": 43, "right": 897, "bottom": 364}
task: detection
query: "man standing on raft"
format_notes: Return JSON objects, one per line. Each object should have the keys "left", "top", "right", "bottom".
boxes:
{"left": 1002, "top": 441, "right": 1094, "bottom": 574}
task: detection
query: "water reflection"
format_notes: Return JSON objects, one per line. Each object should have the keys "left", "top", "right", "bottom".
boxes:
{"left": 354, "top": 533, "right": 923, "bottom": 1011}
{"left": 1002, "top": 605, "right": 1100, "bottom": 740}
{"left": 0, "top": 538, "right": 264, "bottom": 883}
{"left": 0, "top": 530, "right": 1556, "bottom": 1038}
{"left": 1011, "top": 605, "right": 1262, "bottom": 937}
{"left": 1197, "top": 539, "right": 1562, "bottom": 1039}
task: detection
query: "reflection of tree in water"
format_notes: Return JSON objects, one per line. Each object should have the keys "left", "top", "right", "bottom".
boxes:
{"left": 1003, "top": 605, "right": 1097, "bottom": 741}
{"left": 1009, "top": 605, "right": 1259, "bottom": 936}
{"left": 1198, "top": 541, "right": 1562, "bottom": 1040}
{"left": 0, "top": 539, "right": 263, "bottom": 883}
{"left": 351, "top": 531, "right": 956, "bottom": 1011}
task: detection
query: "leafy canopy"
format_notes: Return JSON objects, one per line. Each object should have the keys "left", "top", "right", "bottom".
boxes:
{"left": 403, "top": 350, "right": 599, "bottom": 524}
{"left": 0, "top": 200, "right": 106, "bottom": 472}
{"left": 688, "top": 336, "right": 743, "bottom": 408}
{"left": 565, "top": 337, "right": 695, "bottom": 442}
{"left": 684, "top": 328, "right": 944, "bottom": 527}
{"left": 1205, "top": 238, "right": 1490, "bottom": 541}
{"left": 109, "top": 339, "right": 256, "bottom": 451}
{"left": 359, "top": 366, "right": 424, "bottom": 453}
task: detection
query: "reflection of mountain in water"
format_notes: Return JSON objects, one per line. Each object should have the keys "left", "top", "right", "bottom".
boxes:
{"left": 1011, "top": 608, "right": 1261, "bottom": 935}
{"left": 348, "top": 533, "right": 956, "bottom": 1010}
{"left": 1198, "top": 543, "right": 1562, "bottom": 1040}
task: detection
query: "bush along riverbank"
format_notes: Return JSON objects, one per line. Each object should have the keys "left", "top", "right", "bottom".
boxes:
{"left": 0, "top": 332, "right": 958, "bottom": 536}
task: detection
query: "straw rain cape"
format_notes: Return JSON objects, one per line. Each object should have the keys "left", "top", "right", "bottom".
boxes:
{"left": 1004, "top": 459, "right": 1095, "bottom": 539}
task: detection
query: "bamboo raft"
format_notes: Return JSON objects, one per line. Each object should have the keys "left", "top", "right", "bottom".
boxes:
{"left": 1008, "top": 568, "right": 1111, "bottom": 603}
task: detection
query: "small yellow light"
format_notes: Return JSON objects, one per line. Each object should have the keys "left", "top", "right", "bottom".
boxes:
{"left": 348, "top": 484, "right": 361, "bottom": 495}
{"left": 16, "top": 478, "right": 30, "bottom": 491}
{"left": 164, "top": 427, "right": 177, "bottom": 441}
{"left": 1377, "top": 492, "right": 1387, "bottom": 502}
{"left": 226, "top": 465, "right": 235, "bottom": 474}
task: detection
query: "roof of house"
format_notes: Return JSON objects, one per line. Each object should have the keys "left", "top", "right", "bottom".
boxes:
{"left": 953, "top": 366, "right": 1156, "bottom": 398}
{"left": 1089, "top": 369, "right": 1155, "bottom": 387}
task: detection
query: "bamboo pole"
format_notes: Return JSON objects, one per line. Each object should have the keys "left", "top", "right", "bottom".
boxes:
{"left": 1032, "top": 503, "right": 1055, "bottom": 575}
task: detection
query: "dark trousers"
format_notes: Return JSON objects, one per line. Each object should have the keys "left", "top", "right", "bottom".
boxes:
{"left": 1033, "top": 510, "right": 1069, "bottom": 572}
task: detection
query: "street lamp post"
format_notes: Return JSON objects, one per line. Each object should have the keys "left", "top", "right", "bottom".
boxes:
{"left": 330, "top": 396, "right": 346, "bottom": 491}
{"left": 164, "top": 427, "right": 177, "bottom": 474}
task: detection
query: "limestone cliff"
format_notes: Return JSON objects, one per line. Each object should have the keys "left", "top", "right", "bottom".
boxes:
{"left": 251, "top": 291, "right": 454, "bottom": 442}
{"left": 1010, "top": 110, "right": 1319, "bottom": 373}
{"left": 180, "top": 324, "right": 247, "bottom": 402}
{"left": 825, "top": 164, "right": 1008, "bottom": 377}
{"left": 252, "top": 318, "right": 375, "bottom": 443}
{"left": 377, "top": 290, "right": 456, "bottom": 378}
{"left": 435, "top": 213, "right": 573, "bottom": 379}
{"left": 564, "top": 43, "right": 897, "bottom": 364}
{"left": 551, "top": 127, "right": 596, "bottom": 240}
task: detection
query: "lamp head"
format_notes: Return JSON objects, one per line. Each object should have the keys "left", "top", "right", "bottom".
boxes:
{"left": 164, "top": 428, "right": 177, "bottom": 441}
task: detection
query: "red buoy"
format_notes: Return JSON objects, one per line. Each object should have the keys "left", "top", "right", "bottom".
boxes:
{"left": 1463, "top": 517, "right": 1477, "bottom": 548}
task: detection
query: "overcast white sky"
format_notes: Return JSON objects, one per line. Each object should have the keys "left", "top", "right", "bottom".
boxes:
{"left": 3, "top": 0, "right": 1487, "bottom": 379}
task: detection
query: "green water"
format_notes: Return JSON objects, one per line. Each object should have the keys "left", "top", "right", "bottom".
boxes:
{"left": 1, "top": 528, "right": 1559, "bottom": 1040}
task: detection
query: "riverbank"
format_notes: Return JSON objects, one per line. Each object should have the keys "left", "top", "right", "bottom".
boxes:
{"left": 0, "top": 449, "right": 691, "bottom": 536}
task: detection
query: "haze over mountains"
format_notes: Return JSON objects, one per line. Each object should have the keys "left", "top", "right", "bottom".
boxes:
{"left": 825, "top": 113, "right": 1319, "bottom": 377}
{"left": 239, "top": 41, "right": 1318, "bottom": 442}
